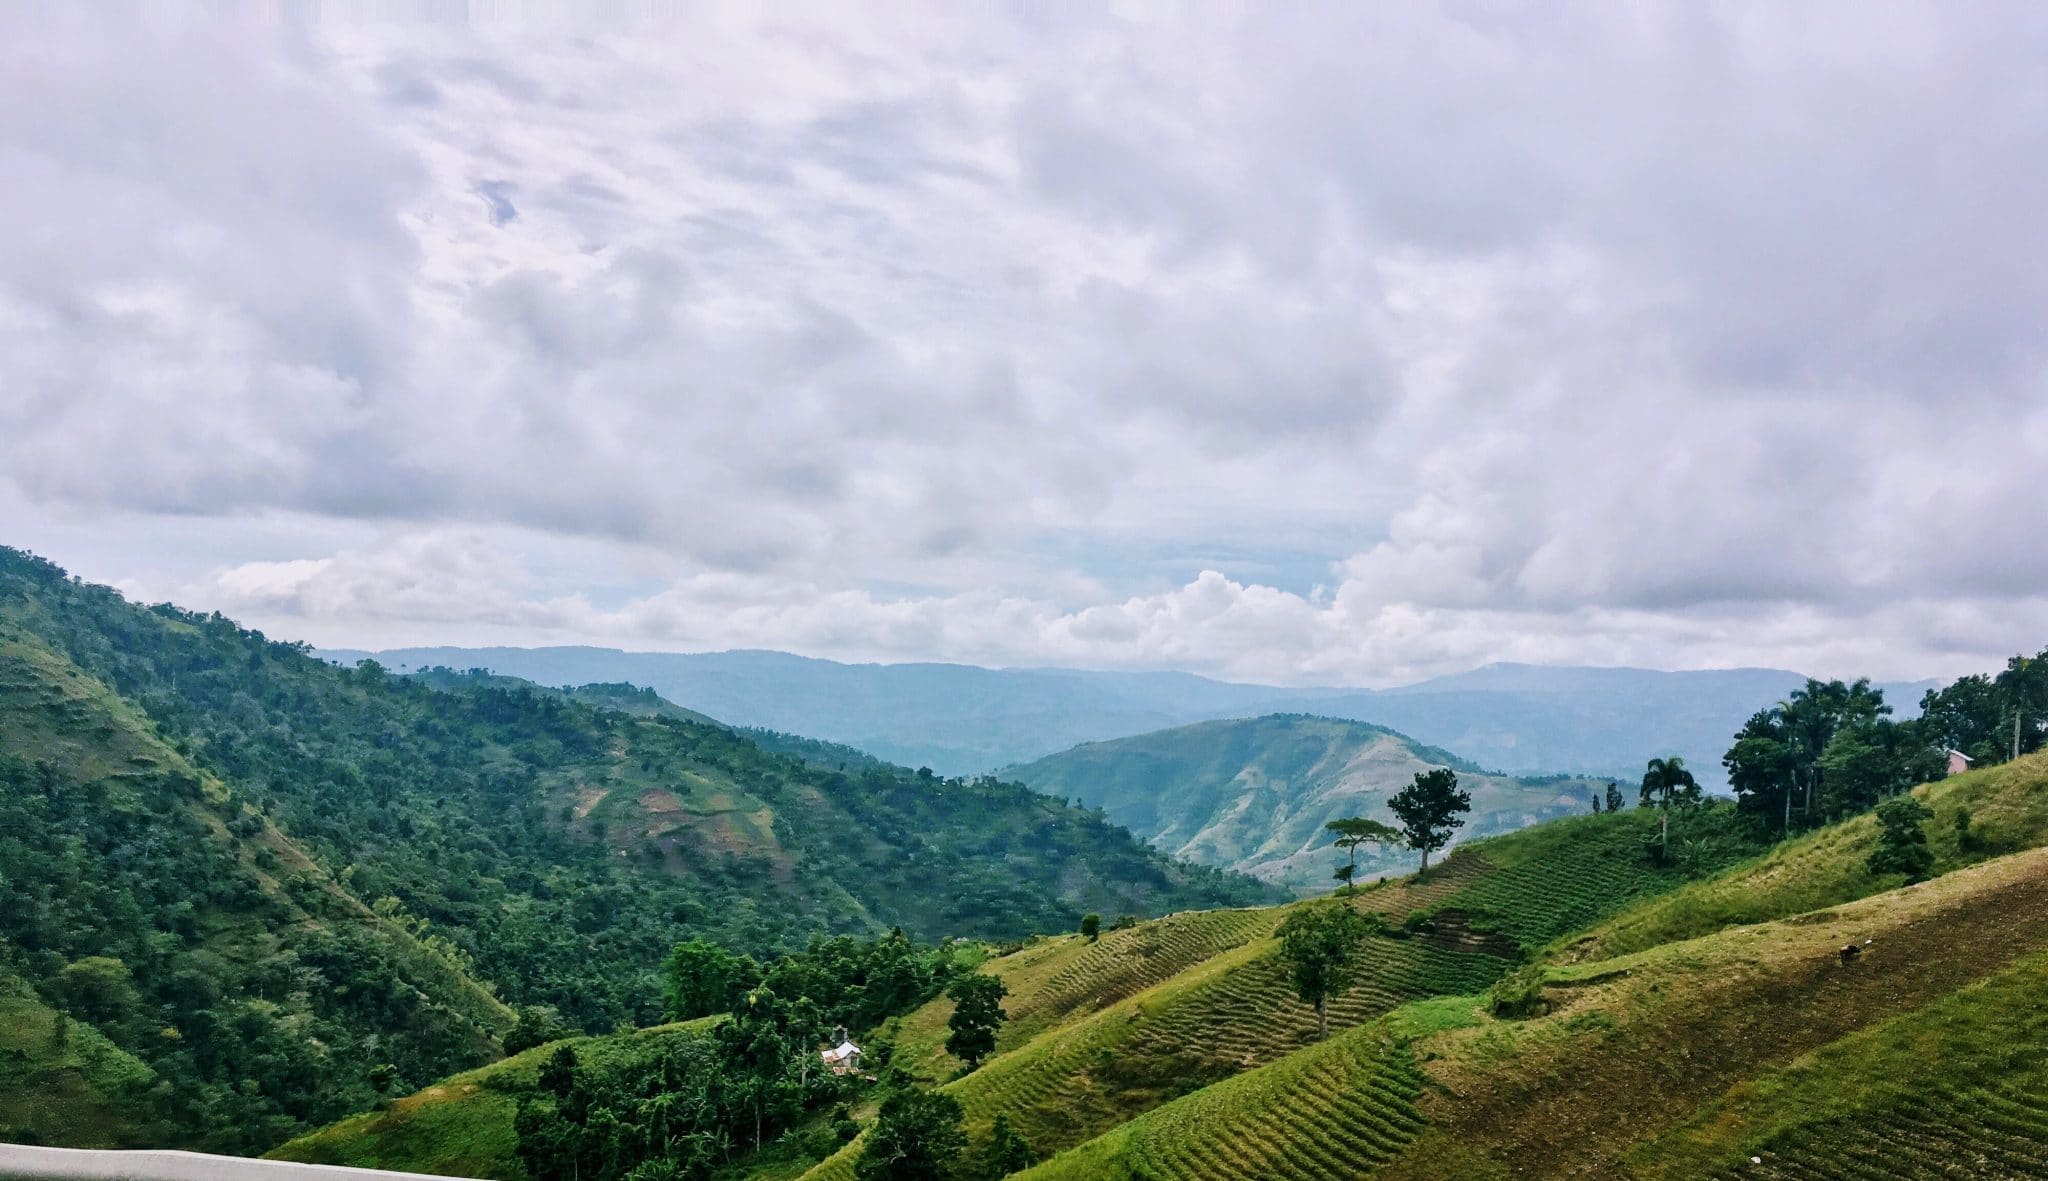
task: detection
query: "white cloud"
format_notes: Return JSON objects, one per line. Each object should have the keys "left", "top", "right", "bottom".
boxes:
{"left": 6, "top": 3, "right": 2048, "bottom": 685}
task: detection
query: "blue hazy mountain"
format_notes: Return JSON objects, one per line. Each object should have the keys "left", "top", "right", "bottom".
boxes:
{"left": 321, "top": 646, "right": 1935, "bottom": 786}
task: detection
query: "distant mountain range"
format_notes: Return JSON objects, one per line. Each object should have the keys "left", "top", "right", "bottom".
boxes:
{"left": 323, "top": 646, "right": 1935, "bottom": 786}
{"left": 1007, "top": 714, "right": 1605, "bottom": 891}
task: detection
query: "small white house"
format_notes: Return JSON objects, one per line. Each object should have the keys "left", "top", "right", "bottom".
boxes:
{"left": 1947, "top": 749, "right": 1974, "bottom": 777}
{"left": 820, "top": 1040, "right": 862, "bottom": 1075}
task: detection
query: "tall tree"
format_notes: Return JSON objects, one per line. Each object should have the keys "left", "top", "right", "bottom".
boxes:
{"left": 1325, "top": 817, "right": 1400, "bottom": 895}
{"left": 856, "top": 1087, "right": 967, "bottom": 1181}
{"left": 1388, "top": 769, "right": 1471, "bottom": 878}
{"left": 944, "top": 972, "right": 1008, "bottom": 1069}
{"left": 1867, "top": 795, "right": 1936, "bottom": 883}
{"left": 1603, "top": 780, "right": 1626, "bottom": 814}
{"left": 662, "top": 937, "right": 750, "bottom": 1021}
{"left": 1276, "top": 901, "right": 1372, "bottom": 1040}
{"left": 1638, "top": 756, "right": 1701, "bottom": 862}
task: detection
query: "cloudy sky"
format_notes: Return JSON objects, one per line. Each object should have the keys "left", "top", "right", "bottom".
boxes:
{"left": 5, "top": 2, "right": 2046, "bottom": 686}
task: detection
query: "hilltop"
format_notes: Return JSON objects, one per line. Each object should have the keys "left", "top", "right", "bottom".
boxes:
{"left": 0, "top": 548, "right": 1266, "bottom": 1153}
{"left": 324, "top": 646, "right": 1934, "bottom": 783}
{"left": 1007, "top": 714, "right": 1606, "bottom": 890}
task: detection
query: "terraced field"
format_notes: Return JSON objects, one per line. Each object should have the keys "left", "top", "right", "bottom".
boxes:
{"left": 1423, "top": 811, "right": 1756, "bottom": 953}
{"left": 1017, "top": 909, "right": 1283, "bottom": 1034}
{"left": 1021, "top": 1020, "right": 1430, "bottom": 1181}
{"left": 1633, "top": 944, "right": 2048, "bottom": 1181}
{"left": 799, "top": 924, "right": 1511, "bottom": 1181}
{"left": 1374, "top": 845, "right": 2048, "bottom": 1180}
{"left": 1728, "top": 1090, "right": 2048, "bottom": 1181}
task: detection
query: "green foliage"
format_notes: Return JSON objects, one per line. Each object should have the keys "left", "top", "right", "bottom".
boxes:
{"left": 981, "top": 1112, "right": 1037, "bottom": 1177}
{"left": 1725, "top": 676, "right": 1948, "bottom": 835}
{"left": 1389, "top": 768, "right": 1471, "bottom": 876}
{"left": 1079, "top": 914, "right": 1100, "bottom": 942}
{"left": 0, "top": 546, "right": 1266, "bottom": 1152}
{"left": 662, "top": 938, "right": 750, "bottom": 1022}
{"left": 945, "top": 973, "right": 1008, "bottom": 1069}
{"left": 1867, "top": 796, "right": 1935, "bottom": 883}
{"left": 1276, "top": 902, "right": 1372, "bottom": 1040}
{"left": 1327, "top": 816, "right": 1400, "bottom": 895}
{"left": 855, "top": 1087, "right": 966, "bottom": 1181}
{"left": 504, "top": 1005, "right": 573, "bottom": 1056}
{"left": 1485, "top": 965, "right": 1549, "bottom": 1020}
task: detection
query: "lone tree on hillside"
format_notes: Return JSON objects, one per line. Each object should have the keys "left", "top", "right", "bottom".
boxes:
{"left": 982, "top": 1113, "right": 1038, "bottom": 1177}
{"left": 1278, "top": 901, "right": 1372, "bottom": 1040}
{"left": 1326, "top": 816, "right": 1401, "bottom": 895}
{"left": 1389, "top": 768, "right": 1471, "bottom": 878}
{"left": 856, "top": 1086, "right": 967, "bottom": 1181}
{"left": 1638, "top": 756, "right": 1703, "bottom": 863}
{"left": 945, "top": 972, "right": 1008, "bottom": 1068}
{"left": 1079, "top": 913, "right": 1101, "bottom": 942}
{"left": 1868, "top": 795, "right": 1936, "bottom": 883}
{"left": 1604, "top": 780, "right": 1626, "bottom": 814}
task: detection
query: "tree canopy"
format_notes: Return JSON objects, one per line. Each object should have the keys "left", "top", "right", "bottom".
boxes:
{"left": 1388, "top": 769, "right": 1471, "bottom": 877}
{"left": 1276, "top": 901, "right": 1372, "bottom": 1040}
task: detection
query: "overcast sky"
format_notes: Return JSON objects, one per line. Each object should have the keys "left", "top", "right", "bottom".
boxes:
{"left": 5, "top": 2, "right": 2046, "bottom": 686}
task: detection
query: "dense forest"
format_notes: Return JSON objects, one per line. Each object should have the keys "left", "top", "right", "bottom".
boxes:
{"left": 0, "top": 547, "right": 1266, "bottom": 1152}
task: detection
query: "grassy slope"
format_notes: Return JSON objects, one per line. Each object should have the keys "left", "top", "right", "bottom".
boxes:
{"left": 267, "top": 1020, "right": 718, "bottom": 1179}
{"left": 1635, "top": 946, "right": 2048, "bottom": 1179}
{"left": 1003, "top": 756, "right": 2048, "bottom": 1181}
{"left": 796, "top": 809, "right": 1734, "bottom": 1181}
{"left": 1008, "top": 714, "right": 1604, "bottom": 890}
{"left": 1568, "top": 751, "right": 2048, "bottom": 962}
{"left": 1383, "top": 844, "right": 2048, "bottom": 1180}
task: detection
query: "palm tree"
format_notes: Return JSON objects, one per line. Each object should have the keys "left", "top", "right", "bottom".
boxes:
{"left": 1639, "top": 756, "right": 1700, "bottom": 863}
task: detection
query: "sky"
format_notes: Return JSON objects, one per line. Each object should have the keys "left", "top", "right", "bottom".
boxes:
{"left": 4, "top": 1, "right": 2047, "bottom": 687}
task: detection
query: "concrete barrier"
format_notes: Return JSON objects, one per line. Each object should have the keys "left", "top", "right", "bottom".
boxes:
{"left": 0, "top": 1145, "right": 464, "bottom": 1181}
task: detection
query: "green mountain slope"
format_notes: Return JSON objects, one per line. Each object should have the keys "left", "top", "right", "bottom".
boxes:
{"left": 791, "top": 807, "right": 1756, "bottom": 1181}
{"left": 0, "top": 547, "right": 1266, "bottom": 1153}
{"left": 290, "top": 754, "right": 2048, "bottom": 1181}
{"left": 0, "top": 626, "right": 510, "bottom": 1152}
{"left": 1008, "top": 714, "right": 1607, "bottom": 890}
{"left": 1011, "top": 752, "right": 2048, "bottom": 1181}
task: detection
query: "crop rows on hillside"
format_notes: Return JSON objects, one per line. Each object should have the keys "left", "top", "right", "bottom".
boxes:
{"left": 1725, "top": 1084, "right": 2048, "bottom": 1181}
{"left": 1018, "top": 1021, "right": 1426, "bottom": 1181}
{"left": 1431, "top": 817, "right": 1742, "bottom": 951}
{"left": 1025, "top": 909, "right": 1280, "bottom": 1025}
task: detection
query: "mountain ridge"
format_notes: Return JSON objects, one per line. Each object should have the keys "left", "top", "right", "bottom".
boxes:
{"left": 321, "top": 645, "right": 1935, "bottom": 785}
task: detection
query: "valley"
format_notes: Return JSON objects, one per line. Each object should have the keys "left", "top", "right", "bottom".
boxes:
{"left": 5, "top": 548, "right": 2046, "bottom": 1180}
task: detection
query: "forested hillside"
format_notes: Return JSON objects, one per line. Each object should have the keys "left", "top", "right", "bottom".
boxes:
{"left": 0, "top": 548, "right": 1265, "bottom": 1153}
{"left": 1009, "top": 715, "right": 1606, "bottom": 889}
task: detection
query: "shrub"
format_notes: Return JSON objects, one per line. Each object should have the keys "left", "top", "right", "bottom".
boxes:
{"left": 1487, "top": 966, "right": 1550, "bottom": 1020}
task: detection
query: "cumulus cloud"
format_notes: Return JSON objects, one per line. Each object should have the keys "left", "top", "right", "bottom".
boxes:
{"left": 6, "top": 3, "right": 2048, "bottom": 684}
